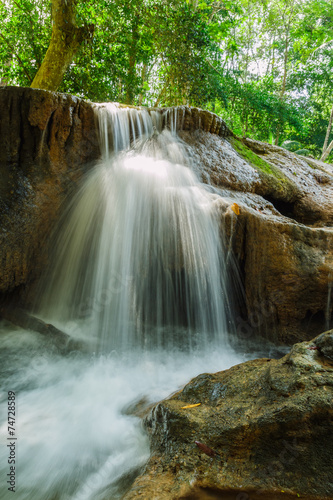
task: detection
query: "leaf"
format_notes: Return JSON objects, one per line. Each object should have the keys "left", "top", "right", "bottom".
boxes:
{"left": 195, "top": 441, "right": 217, "bottom": 457}
{"left": 181, "top": 403, "right": 201, "bottom": 409}
{"left": 230, "top": 203, "right": 240, "bottom": 215}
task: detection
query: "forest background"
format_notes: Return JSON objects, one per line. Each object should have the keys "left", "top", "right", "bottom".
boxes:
{"left": 0, "top": 0, "right": 332, "bottom": 161}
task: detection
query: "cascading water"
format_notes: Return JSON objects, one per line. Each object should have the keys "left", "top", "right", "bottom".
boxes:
{"left": 38, "top": 104, "right": 230, "bottom": 352}
{"left": 0, "top": 104, "right": 249, "bottom": 500}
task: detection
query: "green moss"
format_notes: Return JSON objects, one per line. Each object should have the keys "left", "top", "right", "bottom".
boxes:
{"left": 229, "top": 137, "right": 298, "bottom": 200}
{"left": 230, "top": 137, "right": 273, "bottom": 173}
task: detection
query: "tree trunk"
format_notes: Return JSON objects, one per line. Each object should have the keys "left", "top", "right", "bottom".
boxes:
{"left": 320, "top": 139, "right": 333, "bottom": 162}
{"left": 280, "top": 36, "right": 289, "bottom": 99}
{"left": 30, "top": 0, "right": 93, "bottom": 91}
{"left": 154, "top": 85, "right": 166, "bottom": 107}
{"left": 138, "top": 64, "right": 147, "bottom": 106}
{"left": 320, "top": 103, "right": 333, "bottom": 161}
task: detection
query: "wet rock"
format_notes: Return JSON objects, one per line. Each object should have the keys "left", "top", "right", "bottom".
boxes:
{"left": 233, "top": 208, "right": 333, "bottom": 344}
{"left": 315, "top": 330, "right": 333, "bottom": 361}
{"left": 180, "top": 130, "right": 333, "bottom": 228}
{"left": 0, "top": 306, "right": 83, "bottom": 352}
{"left": 179, "top": 129, "right": 333, "bottom": 343}
{"left": 0, "top": 86, "right": 100, "bottom": 303}
{"left": 124, "top": 332, "right": 333, "bottom": 500}
{"left": 151, "top": 105, "right": 233, "bottom": 138}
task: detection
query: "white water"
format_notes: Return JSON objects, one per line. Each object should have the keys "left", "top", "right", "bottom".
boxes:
{"left": 0, "top": 325, "right": 246, "bottom": 500}
{"left": 38, "top": 105, "right": 231, "bottom": 352}
{"left": 0, "top": 105, "right": 259, "bottom": 499}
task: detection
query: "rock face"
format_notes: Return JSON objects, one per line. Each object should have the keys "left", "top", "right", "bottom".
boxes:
{"left": 124, "top": 331, "right": 333, "bottom": 500}
{"left": 0, "top": 86, "right": 100, "bottom": 302}
{"left": 0, "top": 86, "right": 332, "bottom": 342}
{"left": 178, "top": 130, "right": 333, "bottom": 343}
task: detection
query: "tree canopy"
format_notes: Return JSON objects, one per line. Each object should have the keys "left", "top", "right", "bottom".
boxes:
{"left": 0, "top": 0, "right": 332, "bottom": 161}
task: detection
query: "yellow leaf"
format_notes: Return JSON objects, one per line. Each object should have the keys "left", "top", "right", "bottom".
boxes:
{"left": 181, "top": 403, "right": 201, "bottom": 409}
{"left": 231, "top": 203, "right": 240, "bottom": 215}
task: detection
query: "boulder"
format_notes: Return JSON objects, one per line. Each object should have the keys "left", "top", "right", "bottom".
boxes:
{"left": 124, "top": 331, "right": 333, "bottom": 500}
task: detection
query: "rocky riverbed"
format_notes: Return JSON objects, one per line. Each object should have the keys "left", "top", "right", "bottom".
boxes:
{"left": 124, "top": 331, "right": 333, "bottom": 500}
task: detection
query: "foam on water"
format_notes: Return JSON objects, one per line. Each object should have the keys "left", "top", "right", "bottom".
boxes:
{"left": 0, "top": 325, "right": 245, "bottom": 499}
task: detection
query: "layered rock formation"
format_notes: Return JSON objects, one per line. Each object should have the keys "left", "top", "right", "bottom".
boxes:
{"left": 0, "top": 86, "right": 99, "bottom": 299}
{"left": 0, "top": 86, "right": 332, "bottom": 342}
{"left": 124, "top": 330, "right": 333, "bottom": 500}
{"left": 179, "top": 130, "right": 333, "bottom": 343}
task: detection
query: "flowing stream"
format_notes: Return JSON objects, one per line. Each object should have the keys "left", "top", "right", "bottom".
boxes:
{"left": 0, "top": 105, "right": 274, "bottom": 499}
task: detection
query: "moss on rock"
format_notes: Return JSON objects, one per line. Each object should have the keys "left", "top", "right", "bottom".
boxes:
{"left": 230, "top": 137, "right": 299, "bottom": 201}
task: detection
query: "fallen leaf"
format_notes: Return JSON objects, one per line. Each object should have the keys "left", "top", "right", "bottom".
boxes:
{"left": 195, "top": 441, "right": 217, "bottom": 457}
{"left": 231, "top": 203, "right": 240, "bottom": 215}
{"left": 181, "top": 403, "right": 201, "bottom": 409}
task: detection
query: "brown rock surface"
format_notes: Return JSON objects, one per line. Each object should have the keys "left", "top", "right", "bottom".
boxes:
{"left": 225, "top": 207, "right": 333, "bottom": 344}
{"left": 123, "top": 331, "right": 333, "bottom": 500}
{"left": 178, "top": 129, "right": 333, "bottom": 343}
{"left": 0, "top": 86, "right": 99, "bottom": 301}
{"left": 150, "top": 105, "right": 233, "bottom": 138}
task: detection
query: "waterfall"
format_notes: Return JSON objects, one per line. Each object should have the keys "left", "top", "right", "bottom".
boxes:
{"left": 0, "top": 104, "right": 262, "bottom": 500}
{"left": 38, "top": 104, "right": 230, "bottom": 352}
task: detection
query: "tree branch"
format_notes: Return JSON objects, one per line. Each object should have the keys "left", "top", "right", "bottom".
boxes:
{"left": 320, "top": 138, "right": 333, "bottom": 162}
{"left": 321, "top": 103, "right": 333, "bottom": 156}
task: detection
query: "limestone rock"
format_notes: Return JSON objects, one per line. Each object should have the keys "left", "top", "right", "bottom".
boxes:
{"left": 0, "top": 86, "right": 99, "bottom": 301}
{"left": 179, "top": 129, "right": 333, "bottom": 343}
{"left": 124, "top": 331, "right": 333, "bottom": 500}
{"left": 315, "top": 331, "right": 333, "bottom": 361}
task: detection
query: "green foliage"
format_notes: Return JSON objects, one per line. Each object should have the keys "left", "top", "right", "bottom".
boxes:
{"left": 0, "top": 0, "right": 51, "bottom": 85}
{"left": 217, "top": 76, "right": 303, "bottom": 142}
{"left": 51, "top": 0, "right": 236, "bottom": 105}
{"left": 281, "top": 140, "right": 303, "bottom": 152}
{"left": 294, "top": 148, "right": 312, "bottom": 156}
{"left": 0, "top": 0, "right": 332, "bottom": 162}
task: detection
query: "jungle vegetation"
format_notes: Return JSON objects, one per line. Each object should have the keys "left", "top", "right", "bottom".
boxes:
{"left": 0, "top": 0, "right": 332, "bottom": 160}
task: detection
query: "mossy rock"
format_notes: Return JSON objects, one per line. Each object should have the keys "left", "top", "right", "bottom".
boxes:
{"left": 230, "top": 137, "right": 274, "bottom": 174}
{"left": 230, "top": 137, "right": 298, "bottom": 201}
